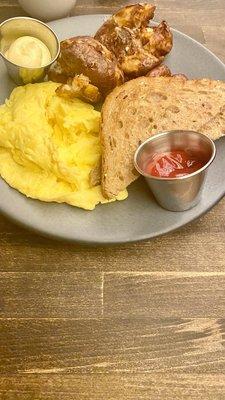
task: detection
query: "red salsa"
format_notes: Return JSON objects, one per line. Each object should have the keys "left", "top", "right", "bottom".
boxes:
{"left": 145, "top": 149, "right": 206, "bottom": 178}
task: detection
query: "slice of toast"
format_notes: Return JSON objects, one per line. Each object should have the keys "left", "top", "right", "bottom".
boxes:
{"left": 101, "top": 76, "right": 225, "bottom": 198}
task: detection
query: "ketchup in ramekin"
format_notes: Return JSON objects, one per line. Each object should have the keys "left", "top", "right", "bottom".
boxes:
{"left": 144, "top": 149, "right": 207, "bottom": 178}
{"left": 134, "top": 130, "right": 216, "bottom": 211}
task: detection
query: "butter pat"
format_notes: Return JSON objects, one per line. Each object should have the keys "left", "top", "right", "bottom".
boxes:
{"left": 5, "top": 36, "right": 51, "bottom": 68}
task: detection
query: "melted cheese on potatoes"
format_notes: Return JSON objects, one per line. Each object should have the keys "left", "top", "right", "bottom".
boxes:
{"left": 0, "top": 81, "right": 127, "bottom": 210}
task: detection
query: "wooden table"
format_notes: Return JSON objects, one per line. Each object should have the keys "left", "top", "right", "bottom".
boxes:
{"left": 1, "top": 1, "right": 225, "bottom": 399}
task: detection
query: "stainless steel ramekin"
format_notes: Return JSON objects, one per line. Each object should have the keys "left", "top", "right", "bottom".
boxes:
{"left": 0, "top": 16, "right": 60, "bottom": 85}
{"left": 134, "top": 130, "right": 216, "bottom": 211}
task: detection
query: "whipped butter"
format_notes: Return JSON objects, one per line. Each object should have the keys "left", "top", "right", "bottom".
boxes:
{"left": 5, "top": 36, "right": 51, "bottom": 68}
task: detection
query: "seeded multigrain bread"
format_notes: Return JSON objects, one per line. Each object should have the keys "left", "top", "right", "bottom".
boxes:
{"left": 101, "top": 76, "right": 225, "bottom": 198}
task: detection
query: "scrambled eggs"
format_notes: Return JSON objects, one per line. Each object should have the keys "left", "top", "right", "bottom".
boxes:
{"left": 0, "top": 81, "right": 127, "bottom": 210}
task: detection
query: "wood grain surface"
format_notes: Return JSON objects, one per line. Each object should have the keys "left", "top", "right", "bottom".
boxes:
{"left": 1, "top": 1, "right": 225, "bottom": 399}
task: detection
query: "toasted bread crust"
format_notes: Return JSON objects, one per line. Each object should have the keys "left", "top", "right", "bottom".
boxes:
{"left": 101, "top": 76, "right": 225, "bottom": 198}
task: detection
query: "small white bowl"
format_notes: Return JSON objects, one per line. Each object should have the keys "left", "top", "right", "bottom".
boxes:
{"left": 18, "top": 0, "right": 77, "bottom": 21}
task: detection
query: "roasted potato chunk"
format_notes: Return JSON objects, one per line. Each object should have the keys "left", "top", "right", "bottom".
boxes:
{"left": 146, "top": 64, "right": 172, "bottom": 77}
{"left": 172, "top": 73, "right": 188, "bottom": 81}
{"left": 146, "top": 66, "right": 188, "bottom": 80}
{"left": 94, "top": 3, "right": 173, "bottom": 79}
{"left": 49, "top": 36, "right": 124, "bottom": 96}
{"left": 113, "top": 3, "right": 155, "bottom": 29}
{"left": 56, "top": 74, "right": 101, "bottom": 104}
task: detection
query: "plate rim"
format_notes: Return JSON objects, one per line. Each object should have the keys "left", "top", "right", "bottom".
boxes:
{"left": 0, "top": 187, "right": 224, "bottom": 246}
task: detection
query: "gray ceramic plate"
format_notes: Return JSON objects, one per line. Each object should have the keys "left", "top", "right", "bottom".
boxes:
{"left": 0, "top": 14, "right": 225, "bottom": 244}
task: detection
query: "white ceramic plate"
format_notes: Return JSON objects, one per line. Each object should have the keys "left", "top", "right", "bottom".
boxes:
{"left": 0, "top": 14, "right": 225, "bottom": 244}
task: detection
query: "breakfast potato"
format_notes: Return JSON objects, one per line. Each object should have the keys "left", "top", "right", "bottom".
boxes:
{"left": 94, "top": 3, "right": 173, "bottom": 79}
{"left": 173, "top": 73, "right": 188, "bottom": 81}
{"left": 56, "top": 74, "right": 102, "bottom": 104}
{"left": 111, "top": 2, "right": 155, "bottom": 29}
{"left": 48, "top": 36, "right": 124, "bottom": 96}
{"left": 146, "top": 64, "right": 172, "bottom": 77}
{"left": 146, "top": 66, "right": 188, "bottom": 80}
